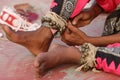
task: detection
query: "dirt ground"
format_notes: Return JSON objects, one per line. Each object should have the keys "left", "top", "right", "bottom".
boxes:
{"left": 0, "top": 0, "right": 120, "bottom": 80}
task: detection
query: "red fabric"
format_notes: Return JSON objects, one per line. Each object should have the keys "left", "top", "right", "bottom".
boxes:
{"left": 71, "top": 0, "right": 120, "bottom": 17}
{"left": 50, "top": 0, "right": 89, "bottom": 18}
{"left": 96, "top": 0, "right": 120, "bottom": 12}
{"left": 96, "top": 43, "right": 120, "bottom": 76}
{"left": 96, "top": 57, "right": 120, "bottom": 76}
{"left": 70, "top": 0, "right": 89, "bottom": 18}
{"left": 50, "top": 0, "right": 58, "bottom": 9}
{"left": 107, "top": 43, "right": 120, "bottom": 48}
{"left": 50, "top": 0, "right": 120, "bottom": 18}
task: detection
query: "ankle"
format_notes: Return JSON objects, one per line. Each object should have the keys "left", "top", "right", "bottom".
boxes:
{"left": 40, "top": 26, "right": 54, "bottom": 38}
{"left": 66, "top": 46, "right": 81, "bottom": 64}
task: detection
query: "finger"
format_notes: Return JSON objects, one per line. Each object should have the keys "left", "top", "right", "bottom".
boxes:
{"left": 61, "top": 38, "right": 71, "bottom": 45}
{"left": 61, "top": 38, "right": 75, "bottom": 46}
{"left": 65, "top": 28, "right": 71, "bottom": 34}
{"left": 62, "top": 28, "right": 70, "bottom": 35}
{"left": 34, "top": 55, "right": 41, "bottom": 68}
{"left": 72, "top": 14, "right": 83, "bottom": 25}
{"left": 77, "top": 19, "right": 91, "bottom": 27}
{"left": 61, "top": 32, "right": 69, "bottom": 44}
{"left": 67, "top": 21, "right": 78, "bottom": 32}
{"left": 61, "top": 34, "right": 74, "bottom": 45}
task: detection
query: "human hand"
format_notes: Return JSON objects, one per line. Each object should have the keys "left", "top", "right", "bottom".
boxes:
{"left": 71, "top": 4, "right": 103, "bottom": 28}
{"left": 71, "top": 10, "right": 94, "bottom": 28}
{"left": 61, "top": 21, "right": 88, "bottom": 46}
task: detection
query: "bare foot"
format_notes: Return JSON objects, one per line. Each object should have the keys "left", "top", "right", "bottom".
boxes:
{"left": 34, "top": 44, "right": 81, "bottom": 77}
{"left": 2, "top": 25, "right": 53, "bottom": 55}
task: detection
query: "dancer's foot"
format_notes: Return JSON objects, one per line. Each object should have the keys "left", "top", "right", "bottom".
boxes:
{"left": 34, "top": 44, "right": 81, "bottom": 77}
{"left": 2, "top": 25, "right": 53, "bottom": 55}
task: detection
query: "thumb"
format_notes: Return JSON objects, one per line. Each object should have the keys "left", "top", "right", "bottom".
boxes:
{"left": 72, "top": 14, "right": 83, "bottom": 25}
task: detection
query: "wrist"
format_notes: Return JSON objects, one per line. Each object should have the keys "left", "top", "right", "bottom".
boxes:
{"left": 84, "top": 36, "right": 91, "bottom": 44}
{"left": 78, "top": 35, "right": 90, "bottom": 45}
{"left": 85, "top": 36, "right": 107, "bottom": 47}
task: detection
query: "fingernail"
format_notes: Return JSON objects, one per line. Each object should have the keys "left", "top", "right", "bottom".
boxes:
{"left": 72, "top": 21, "right": 76, "bottom": 25}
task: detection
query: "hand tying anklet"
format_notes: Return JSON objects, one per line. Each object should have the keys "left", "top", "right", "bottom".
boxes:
{"left": 41, "top": 11, "right": 67, "bottom": 35}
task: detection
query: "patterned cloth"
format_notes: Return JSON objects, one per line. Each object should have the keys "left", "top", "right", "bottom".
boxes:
{"left": 79, "top": 43, "right": 120, "bottom": 76}
{"left": 103, "top": 4, "right": 120, "bottom": 36}
{"left": 50, "top": 0, "right": 120, "bottom": 21}
{"left": 96, "top": 45, "right": 120, "bottom": 76}
{"left": 50, "top": 0, "right": 89, "bottom": 20}
{"left": 96, "top": 0, "right": 120, "bottom": 12}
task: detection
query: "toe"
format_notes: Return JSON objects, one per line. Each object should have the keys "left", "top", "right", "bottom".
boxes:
{"left": 2, "top": 24, "right": 15, "bottom": 36}
{"left": 35, "top": 59, "right": 47, "bottom": 78}
{"left": 34, "top": 60, "right": 40, "bottom": 68}
{"left": 38, "top": 62, "right": 47, "bottom": 76}
{"left": 34, "top": 53, "right": 47, "bottom": 68}
{"left": 1, "top": 24, "right": 19, "bottom": 42}
{"left": 34, "top": 53, "right": 49, "bottom": 77}
{"left": 2, "top": 24, "right": 24, "bottom": 43}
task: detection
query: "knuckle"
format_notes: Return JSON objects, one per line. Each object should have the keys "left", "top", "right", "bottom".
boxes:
{"left": 61, "top": 38, "right": 65, "bottom": 42}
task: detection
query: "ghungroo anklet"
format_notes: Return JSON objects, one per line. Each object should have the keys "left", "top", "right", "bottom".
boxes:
{"left": 41, "top": 11, "right": 67, "bottom": 34}
{"left": 76, "top": 43, "right": 98, "bottom": 71}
